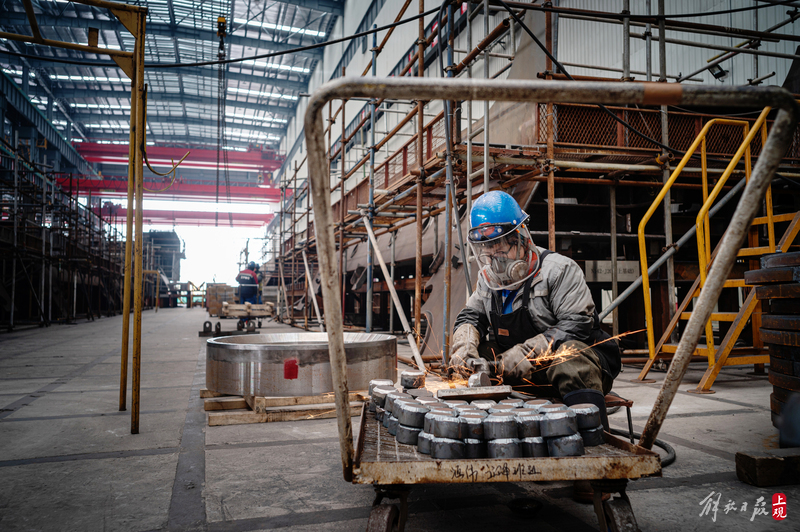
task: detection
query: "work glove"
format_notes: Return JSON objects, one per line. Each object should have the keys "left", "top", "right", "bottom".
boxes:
{"left": 499, "top": 334, "right": 551, "bottom": 382}
{"left": 450, "top": 324, "right": 481, "bottom": 375}
{"left": 499, "top": 344, "right": 534, "bottom": 382}
{"left": 525, "top": 333, "right": 552, "bottom": 359}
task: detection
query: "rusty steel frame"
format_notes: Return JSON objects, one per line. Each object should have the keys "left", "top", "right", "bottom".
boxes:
{"left": 305, "top": 77, "right": 799, "bottom": 479}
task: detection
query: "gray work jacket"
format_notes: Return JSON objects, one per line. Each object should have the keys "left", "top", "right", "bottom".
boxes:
{"left": 454, "top": 247, "right": 595, "bottom": 350}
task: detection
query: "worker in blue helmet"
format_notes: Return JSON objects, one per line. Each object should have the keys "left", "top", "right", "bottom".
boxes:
{"left": 451, "top": 190, "right": 621, "bottom": 431}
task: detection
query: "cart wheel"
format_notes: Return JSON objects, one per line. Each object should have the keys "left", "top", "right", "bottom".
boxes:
{"left": 366, "top": 504, "right": 400, "bottom": 532}
{"left": 603, "top": 497, "right": 640, "bottom": 532}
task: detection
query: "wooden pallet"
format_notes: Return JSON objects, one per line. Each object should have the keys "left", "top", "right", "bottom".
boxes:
{"left": 201, "top": 389, "right": 367, "bottom": 426}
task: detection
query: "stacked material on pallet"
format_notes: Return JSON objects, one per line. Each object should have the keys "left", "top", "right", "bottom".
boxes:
{"left": 368, "top": 374, "right": 603, "bottom": 459}
{"left": 207, "top": 283, "right": 236, "bottom": 316}
{"left": 748, "top": 251, "right": 800, "bottom": 428}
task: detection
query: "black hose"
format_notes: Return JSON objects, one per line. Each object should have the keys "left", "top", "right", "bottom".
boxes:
{"left": 609, "top": 426, "right": 676, "bottom": 468}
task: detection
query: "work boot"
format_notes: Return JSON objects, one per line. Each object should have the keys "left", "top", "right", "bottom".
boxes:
{"left": 562, "top": 388, "right": 609, "bottom": 431}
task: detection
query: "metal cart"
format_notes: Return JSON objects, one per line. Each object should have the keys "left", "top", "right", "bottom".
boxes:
{"left": 304, "top": 77, "right": 799, "bottom": 532}
{"left": 354, "top": 402, "right": 660, "bottom": 531}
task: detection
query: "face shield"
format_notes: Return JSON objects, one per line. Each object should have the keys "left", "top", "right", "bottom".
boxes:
{"left": 468, "top": 221, "right": 540, "bottom": 290}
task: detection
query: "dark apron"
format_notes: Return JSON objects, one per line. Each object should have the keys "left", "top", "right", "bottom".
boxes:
{"left": 488, "top": 250, "right": 553, "bottom": 351}
{"left": 487, "top": 250, "right": 621, "bottom": 379}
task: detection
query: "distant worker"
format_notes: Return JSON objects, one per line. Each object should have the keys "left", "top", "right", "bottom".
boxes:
{"left": 236, "top": 261, "right": 261, "bottom": 305}
{"left": 450, "top": 190, "right": 621, "bottom": 429}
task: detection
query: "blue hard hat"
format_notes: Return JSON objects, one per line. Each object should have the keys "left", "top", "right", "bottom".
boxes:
{"left": 468, "top": 191, "right": 528, "bottom": 242}
{"left": 247, "top": 261, "right": 256, "bottom": 271}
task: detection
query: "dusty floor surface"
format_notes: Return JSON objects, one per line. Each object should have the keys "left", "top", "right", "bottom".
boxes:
{"left": 0, "top": 307, "right": 797, "bottom": 531}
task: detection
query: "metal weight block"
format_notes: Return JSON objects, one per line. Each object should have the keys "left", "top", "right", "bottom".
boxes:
{"left": 432, "top": 415, "right": 465, "bottom": 440}
{"left": 384, "top": 392, "right": 412, "bottom": 416}
{"left": 408, "top": 388, "right": 433, "bottom": 398}
{"left": 383, "top": 410, "right": 392, "bottom": 428}
{"left": 375, "top": 406, "right": 385, "bottom": 422}
{"left": 515, "top": 412, "right": 543, "bottom": 438}
{"left": 538, "top": 404, "right": 569, "bottom": 415}
{"left": 424, "top": 411, "right": 455, "bottom": 434}
{"left": 396, "top": 424, "right": 423, "bottom": 445}
{"left": 464, "top": 438, "right": 487, "bottom": 458}
{"left": 369, "top": 379, "right": 395, "bottom": 395}
{"left": 488, "top": 404, "right": 517, "bottom": 415}
{"left": 387, "top": 415, "right": 400, "bottom": 436}
{"left": 395, "top": 401, "right": 430, "bottom": 428}
{"left": 499, "top": 398, "right": 524, "bottom": 409}
{"left": 461, "top": 409, "right": 488, "bottom": 418}
{"left": 521, "top": 436, "right": 548, "bottom": 457}
{"left": 442, "top": 399, "right": 469, "bottom": 409}
{"left": 369, "top": 400, "right": 376, "bottom": 413}
{"left": 569, "top": 403, "right": 601, "bottom": 430}
{"left": 580, "top": 425, "right": 605, "bottom": 447}
{"left": 400, "top": 370, "right": 426, "bottom": 389}
{"left": 547, "top": 433, "right": 585, "bottom": 457}
{"left": 459, "top": 413, "right": 485, "bottom": 440}
{"left": 417, "top": 431, "right": 434, "bottom": 454}
{"left": 416, "top": 397, "right": 441, "bottom": 408}
{"left": 453, "top": 404, "right": 479, "bottom": 415}
{"left": 371, "top": 386, "right": 396, "bottom": 408}
{"left": 540, "top": 410, "right": 578, "bottom": 438}
{"left": 431, "top": 437, "right": 465, "bottom": 459}
{"left": 487, "top": 438, "right": 523, "bottom": 458}
{"left": 468, "top": 372, "right": 491, "bottom": 388}
{"left": 483, "top": 412, "right": 518, "bottom": 440}
{"left": 523, "top": 399, "right": 552, "bottom": 412}
{"left": 470, "top": 399, "right": 496, "bottom": 411}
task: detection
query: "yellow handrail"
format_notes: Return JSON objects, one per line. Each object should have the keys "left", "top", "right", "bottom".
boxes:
{"left": 694, "top": 107, "right": 772, "bottom": 363}
{"left": 637, "top": 114, "right": 762, "bottom": 360}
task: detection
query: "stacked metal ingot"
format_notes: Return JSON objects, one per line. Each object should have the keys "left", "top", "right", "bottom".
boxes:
{"left": 369, "top": 381, "right": 598, "bottom": 459}
{"left": 747, "top": 251, "right": 800, "bottom": 429}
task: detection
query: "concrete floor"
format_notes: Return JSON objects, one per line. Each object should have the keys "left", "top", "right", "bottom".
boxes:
{"left": 0, "top": 307, "right": 796, "bottom": 531}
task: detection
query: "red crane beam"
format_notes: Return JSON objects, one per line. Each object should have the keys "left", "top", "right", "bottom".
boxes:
{"left": 110, "top": 209, "right": 275, "bottom": 228}
{"left": 57, "top": 176, "right": 283, "bottom": 202}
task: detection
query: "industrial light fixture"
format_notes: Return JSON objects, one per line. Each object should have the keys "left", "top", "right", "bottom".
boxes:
{"left": 709, "top": 64, "right": 729, "bottom": 81}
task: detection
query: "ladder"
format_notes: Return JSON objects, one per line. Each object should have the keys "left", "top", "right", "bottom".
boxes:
{"left": 636, "top": 107, "right": 799, "bottom": 391}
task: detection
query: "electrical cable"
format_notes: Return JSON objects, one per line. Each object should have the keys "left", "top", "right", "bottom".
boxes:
{"left": 0, "top": 7, "right": 441, "bottom": 69}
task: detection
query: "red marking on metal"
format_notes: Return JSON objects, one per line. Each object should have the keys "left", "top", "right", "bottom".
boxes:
{"left": 284, "top": 359, "right": 299, "bottom": 380}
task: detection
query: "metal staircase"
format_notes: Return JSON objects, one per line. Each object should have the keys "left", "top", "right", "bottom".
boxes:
{"left": 636, "top": 107, "right": 800, "bottom": 392}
